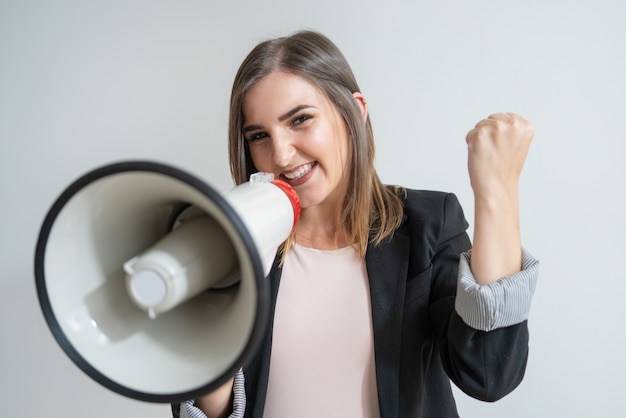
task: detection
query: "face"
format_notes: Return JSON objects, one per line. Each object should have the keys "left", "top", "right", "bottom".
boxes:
{"left": 242, "top": 71, "right": 351, "bottom": 211}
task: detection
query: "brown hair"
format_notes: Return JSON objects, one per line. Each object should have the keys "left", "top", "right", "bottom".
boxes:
{"left": 228, "top": 30, "right": 404, "bottom": 257}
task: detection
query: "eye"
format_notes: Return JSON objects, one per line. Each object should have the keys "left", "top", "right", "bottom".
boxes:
{"left": 245, "top": 131, "right": 268, "bottom": 142}
{"left": 292, "top": 114, "right": 313, "bottom": 126}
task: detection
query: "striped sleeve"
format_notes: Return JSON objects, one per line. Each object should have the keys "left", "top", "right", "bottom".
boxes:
{"left": 179, "top": 369, "right": 246, "bottom": 418}
{"left": 454, "top": 248, "right": 539, "bottom": 332}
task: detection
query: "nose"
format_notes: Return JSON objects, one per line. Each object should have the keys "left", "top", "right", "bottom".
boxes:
{"left": 272, "top": 134, "right": 296, "bottom": 169}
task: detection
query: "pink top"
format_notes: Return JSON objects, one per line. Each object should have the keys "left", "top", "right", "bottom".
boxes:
{"left": 263, "top": 244, "right": 381, "bottom": 418}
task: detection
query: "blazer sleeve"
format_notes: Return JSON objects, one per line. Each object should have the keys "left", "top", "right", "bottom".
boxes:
{"left": 455, "top": 248, "right": 539, "bottom": 331}
{"left": 426, "top": 193, "right": 538, "bottom": 402}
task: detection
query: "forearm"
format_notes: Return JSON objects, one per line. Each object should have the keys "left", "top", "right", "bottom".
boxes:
{"left": 465, "top": 112, "right": 533, "bottom": 285}
{"left": 470, "top": 186, "right": 522, "bottom": 285}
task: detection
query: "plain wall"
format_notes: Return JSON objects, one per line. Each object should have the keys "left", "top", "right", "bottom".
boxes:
{"left": 1, "top": 0, "right": 625, "bottom": 416}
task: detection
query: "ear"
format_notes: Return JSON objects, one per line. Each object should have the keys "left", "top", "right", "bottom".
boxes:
{"left": 352, "top": 92, "right": 368, "bottom": 123}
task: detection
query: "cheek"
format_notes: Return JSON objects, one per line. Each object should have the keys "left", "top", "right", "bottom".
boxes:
{"left": 310, "top": 123, "right": 347, "bottom": 156}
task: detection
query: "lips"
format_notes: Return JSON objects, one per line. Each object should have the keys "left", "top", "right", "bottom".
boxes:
{"left": 282, "top": 162, "right": 315, "bottom": 180}
{"left": 280, "top": 162, "right": 317, "bottom": 186}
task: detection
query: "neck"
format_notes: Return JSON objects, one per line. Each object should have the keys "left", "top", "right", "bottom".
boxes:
{"left": 295, "top": 207, "right": 350, "bottom": 250}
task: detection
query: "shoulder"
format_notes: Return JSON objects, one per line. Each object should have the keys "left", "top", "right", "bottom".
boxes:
{"left": 401, "top": 188, "right": 463, "bottom": 217}
{"left": 399, "top": 188, "right": 469, "bottom": 242}
{"left": 402, "top": 188, "right": 453, "bottom": 208}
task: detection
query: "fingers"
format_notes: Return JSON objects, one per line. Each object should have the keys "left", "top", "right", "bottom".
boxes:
{"left": 475, "top": 113, "right": 523, "bottom": 127}
{"left": 487, "top": 112, "right": 522, "bottom": 120}
{"left": 468, "top": 113, "right": 533, "bottom": 143}
{"left": 465, "top": 112, "right": 535, "bottom": 195}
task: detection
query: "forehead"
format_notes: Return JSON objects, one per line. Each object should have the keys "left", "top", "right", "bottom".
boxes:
{"left": 242, "top": 71, "right": 332, "bottom": 121}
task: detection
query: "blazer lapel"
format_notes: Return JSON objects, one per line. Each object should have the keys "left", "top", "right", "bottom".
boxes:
{"left": 365, "top": 222, "right": 410, "bottom": 418}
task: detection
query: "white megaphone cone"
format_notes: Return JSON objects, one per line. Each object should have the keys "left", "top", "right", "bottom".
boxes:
{"left": 34, "top": 161, "right": 300, "bottom": 403}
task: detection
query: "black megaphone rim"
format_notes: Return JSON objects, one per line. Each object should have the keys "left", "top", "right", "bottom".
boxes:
{"left": 34, "top": 160, "right": 270, "bottom": 403}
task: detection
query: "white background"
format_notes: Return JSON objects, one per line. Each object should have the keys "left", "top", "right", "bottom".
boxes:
{"left": 1, "top": 0, "right": 625, "bottom": 416}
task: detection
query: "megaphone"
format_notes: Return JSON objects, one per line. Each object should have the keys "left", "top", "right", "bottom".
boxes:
{"left": 34, "top": 161, "right": 300, "bottom": 403}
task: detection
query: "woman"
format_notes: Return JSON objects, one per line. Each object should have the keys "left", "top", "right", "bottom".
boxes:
{"left": 174, "top": 30, "right": 539, "bottom": 418}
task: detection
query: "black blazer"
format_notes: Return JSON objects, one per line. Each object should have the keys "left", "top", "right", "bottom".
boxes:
{"left": 172, "top": 190, "right": 529, "bottom": 418}
{"left": 243, "top": 190, "right": 529, "bottom": 418}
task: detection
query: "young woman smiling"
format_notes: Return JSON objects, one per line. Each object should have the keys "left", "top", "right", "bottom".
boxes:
{"left": 173, "top": 30, "right": 539, "bottom": 418}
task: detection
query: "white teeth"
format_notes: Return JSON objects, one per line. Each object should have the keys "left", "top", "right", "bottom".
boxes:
{"left": 284, "top": 163, "right": 314, "bottom": 180}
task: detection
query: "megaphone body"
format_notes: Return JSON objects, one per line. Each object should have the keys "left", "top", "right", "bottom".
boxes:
{"left": 34, "top": 161, "right": 300, "bottom": 403}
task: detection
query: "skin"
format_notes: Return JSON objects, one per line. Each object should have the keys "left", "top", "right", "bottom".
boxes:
{"left": 194, "top": 377, "right": 234, "bottom": 418}
{"left": 195, "top": 74, "right": 534, "bottom": 415}
{"left": 466, "top": 112, "right": 534, "bottom": 284}
{"left": 241, "top": 71, "right": 367, "bottom": 250}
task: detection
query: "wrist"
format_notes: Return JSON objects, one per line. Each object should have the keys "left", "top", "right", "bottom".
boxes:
{"left": 473, "top": 182, "right": 519, "bottom": 210}
{"left": 195, "top": 377, "right": 235, "bottom": 418}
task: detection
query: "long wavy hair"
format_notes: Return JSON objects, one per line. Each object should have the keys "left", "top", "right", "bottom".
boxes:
{"left": 228, "top": 30, "right": 404, "bottom": 257}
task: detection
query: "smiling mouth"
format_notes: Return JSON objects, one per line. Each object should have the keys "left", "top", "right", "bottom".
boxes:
{"left": 282, "top": 162, "right": 316, "bottom": 181}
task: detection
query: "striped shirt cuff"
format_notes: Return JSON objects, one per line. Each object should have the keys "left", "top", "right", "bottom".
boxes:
{"left": 455, "top": 248, "right": 539, "bottom": 331}
{"left": 180, "top": 369, "right": 246, "bottom": 418}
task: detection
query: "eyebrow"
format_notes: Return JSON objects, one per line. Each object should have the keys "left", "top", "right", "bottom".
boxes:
{"left": 243, "top": 104, "right": 315, "bottom": 133}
